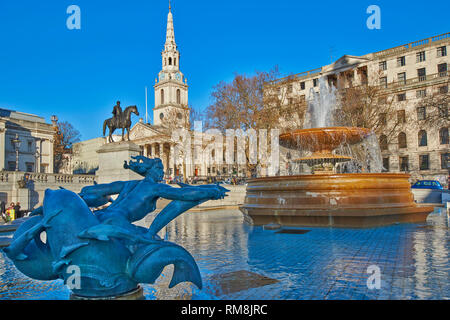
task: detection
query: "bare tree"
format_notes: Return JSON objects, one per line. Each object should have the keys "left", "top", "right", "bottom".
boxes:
{"left": 336, "top": 85, "right": 398, "bottom": 141}
{"left": 415, "top": 80, "right": 450, "bottom": 127}
{"left": 205, "top": 67, "right": 306, "bottom": 175}
{"left": 53, "top": 121, "right": 81, "bottom": 173}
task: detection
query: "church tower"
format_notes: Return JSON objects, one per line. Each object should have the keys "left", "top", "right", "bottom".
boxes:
{"left": 153, "top": 2, "right": 189, "bottom": 127}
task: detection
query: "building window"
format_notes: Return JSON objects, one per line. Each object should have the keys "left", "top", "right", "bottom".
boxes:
{"left": 40, "top": 164, "right": 48, "bottom": 173}
{"left": 440, "top": 127, "right": 449, "bottom": 144}
{"left": 397, "top": 72, "right": 406, "bottom": 84}
{"left": 379, "top": 61, "right": 387, "bottom": 71}
{"left": 418, "top": 130, "right": 427, "bottom": 147}
{"left": 382, "top": 157, "right": 389, "bottom": 172}
{"left": 437, "top": 46, "right": 447, "bottom": 57}
{"left": 300, "top": 82, "right": 305, "bottom": 90}
{"left": 160, "top": 89, "right": 164, "bottom": 104}
{"left": 176, "top": 89, "right": 181, "bottom": 104}
{"left": 439, "top": 85, "right": 449, "bottom": 94}
{"left": 397, "top": 93, "right": 406, "bottom": 102}
{"left": 8, "top": 162, "right": 16, "bottom": 171}
{"left": 168, "top": 57, "right": 172, "bottom": 65}
{"left": 398, "top": 132, "right": 407, "bottom": 149}
{"left": 25, "top": 163, "right": 33, "bottom": 173}
{"left": 313, "top": 79, "right": 318, "bottom": 87}
{"left": 417, "top": 106, "right": 426, "bottom": 120}
{"left": 419, "top": 154, "right": 429, "bottom": 171}
{"left": 379, "top": 113, "right": 387, "bottom": 125}
{"left": 417, "top": 68, "right": 426, "bottom": 81}
{"left": 379, "top": 135, "right": 388, "bottom": 151}
{"left": 416, "top": 89, "right": 427, "bottom": 98}
{"left": 397, "top": 110, "right": 406, "bottom": 123}
{"left": 397, "top": 56, "right": 406, "bottom": 67}
{"left": 159, "top": 113, "right": 164, "bottom": 120}
{"left": 379, "top": 76, "right": 387, "bottom": 88}
{"left": 399, "top": 156, "right": 409, "bottom": 172}
{"left": 27, "top": 141, "right": 33, "bottom": 152}
{"left": 416, "top": 51, "right": 426, "bottom": 63}
{"left": 438, "top": 63, "right": 448, "bottom": 77}
{"left": 441, "top": 153, "right": 449, "bottom": 169}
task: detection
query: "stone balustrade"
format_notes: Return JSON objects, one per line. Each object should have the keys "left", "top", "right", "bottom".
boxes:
{"left": 0, "top": 171, "right": 97, "bottom": 212}
{"left": 3, "top": 171, "right": 97, "bottom": 185}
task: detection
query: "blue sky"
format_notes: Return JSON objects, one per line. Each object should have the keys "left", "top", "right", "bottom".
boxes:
{"left": 0, "top": 0, "right": 448, "bottom": 141}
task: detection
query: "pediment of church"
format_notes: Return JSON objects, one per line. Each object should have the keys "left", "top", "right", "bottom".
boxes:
{"left": 129, "top": 122, "right": 168, "bottom": 141}
{"left": 322, "top": 55, "right": 371, "bottom": 73}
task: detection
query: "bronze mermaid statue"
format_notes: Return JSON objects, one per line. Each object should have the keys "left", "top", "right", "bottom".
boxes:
{"left": 3, "top": 156, "right": 229, "bottom": 298}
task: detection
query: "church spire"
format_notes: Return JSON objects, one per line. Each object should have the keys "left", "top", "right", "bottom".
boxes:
{"left": 165, "top": 0, "right": 176, "bottom": 51}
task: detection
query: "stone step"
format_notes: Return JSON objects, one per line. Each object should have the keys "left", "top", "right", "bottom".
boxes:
{"left": 0, "top": 236, "right": 12, "bottom": 248}
{"left": 0, "top": 224, "right": 19, "bottom": 233}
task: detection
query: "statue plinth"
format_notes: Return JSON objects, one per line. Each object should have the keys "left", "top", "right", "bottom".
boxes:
{"left": 96, "top": 141, "right": 142, "bottom": 184}
{"left": 70, "top": 286, "right": 144, "bottom": 300}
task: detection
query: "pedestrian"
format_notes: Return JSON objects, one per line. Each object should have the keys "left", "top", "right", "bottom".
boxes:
{"left": 5, "top": 202, "right": 15, "bottom": 222}
{"left": 0, "top": 200, "right": 6, "bottom": 223}
{"left": 14, "top": 202, "right": 21, "bottom": 219}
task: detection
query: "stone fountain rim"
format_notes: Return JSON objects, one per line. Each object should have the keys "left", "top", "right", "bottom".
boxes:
{"left": 246, "top": 172, "right": 411, "bottom": 183}
{"left": 280, "top": 126, "right": 373, "bottom": 135}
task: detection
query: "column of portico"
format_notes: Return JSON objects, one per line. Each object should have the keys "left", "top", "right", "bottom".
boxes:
{"left": 169, "top": 144, "right": 175, "bottom": 178}
{"left": 151, "top": 144, "right": 156, "bottom": 158}
{"left": 142, "top": 144, "right": 148, "bottom": 157}
{"left": 159, "top": 143, "right": 165, "bottom": 174}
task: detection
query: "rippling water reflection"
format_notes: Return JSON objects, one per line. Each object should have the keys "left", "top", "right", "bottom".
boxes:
{"left": 0, "top": 208, "right": 448, "bottom": 300}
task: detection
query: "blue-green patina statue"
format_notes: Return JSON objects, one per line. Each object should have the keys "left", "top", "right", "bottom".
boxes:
{"left": 3, "top": 156, "right": 229, "bottom": 298}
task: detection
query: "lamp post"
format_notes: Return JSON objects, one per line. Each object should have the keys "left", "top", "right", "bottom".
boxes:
{"left": 12, "top": 134, "right": 21, "bottom": 172}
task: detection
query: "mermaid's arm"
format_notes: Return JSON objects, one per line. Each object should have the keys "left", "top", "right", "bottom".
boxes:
{"left": 80, "top": 181, "right": 129, "bottom": 198}
{"left": 155, "top": 183, "right": 227, "bottom": 202}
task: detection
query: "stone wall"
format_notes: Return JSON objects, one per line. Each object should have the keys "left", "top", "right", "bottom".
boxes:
{"left": 0, "top": 168, "right": 247, "bottom": 213}
{"left": 0, "top": 171, "right": 96, "bottom": 211}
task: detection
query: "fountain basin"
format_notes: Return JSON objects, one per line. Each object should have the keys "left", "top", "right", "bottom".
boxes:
{"left": 280, "top": 127, "right": 372, "bottom": 156}
{"left": 239, "top": 173, "right": 435, "bottom": 228}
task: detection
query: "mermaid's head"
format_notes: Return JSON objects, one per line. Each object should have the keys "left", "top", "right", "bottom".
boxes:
{"left": 124, "top": 156, "right": 164, "bottom": 181}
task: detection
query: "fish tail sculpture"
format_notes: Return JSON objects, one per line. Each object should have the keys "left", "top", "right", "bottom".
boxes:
{"left": 127, "top": 241, "right": 202, "bottom": 289}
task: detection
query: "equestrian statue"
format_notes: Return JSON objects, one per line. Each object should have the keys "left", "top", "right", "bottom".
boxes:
{"left": 103, "top": 101, "right": 139, "bottom": 143}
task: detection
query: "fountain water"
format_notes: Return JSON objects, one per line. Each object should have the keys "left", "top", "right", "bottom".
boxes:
{"left": 240, "top": 77, "right": 434, "bottom": 227}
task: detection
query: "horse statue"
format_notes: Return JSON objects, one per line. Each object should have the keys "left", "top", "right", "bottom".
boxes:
{"left": 103, "top": 105, "right": 139, "bottom": 143}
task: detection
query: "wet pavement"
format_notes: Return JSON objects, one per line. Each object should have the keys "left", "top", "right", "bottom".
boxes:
{"left": 0, "top": 207, "right": 448, "bottom": 300}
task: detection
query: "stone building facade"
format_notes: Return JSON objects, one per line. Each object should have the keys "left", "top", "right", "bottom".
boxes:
{"left": 0, "top": 108, "right": 54, "bottom": 173}
{"left": 271, "top": 33, "right": 449, "bottom": 186}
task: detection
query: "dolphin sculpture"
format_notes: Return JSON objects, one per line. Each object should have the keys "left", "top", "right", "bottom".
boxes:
{"left": 3, "top": 156, "right": 228, "bottom": 298}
